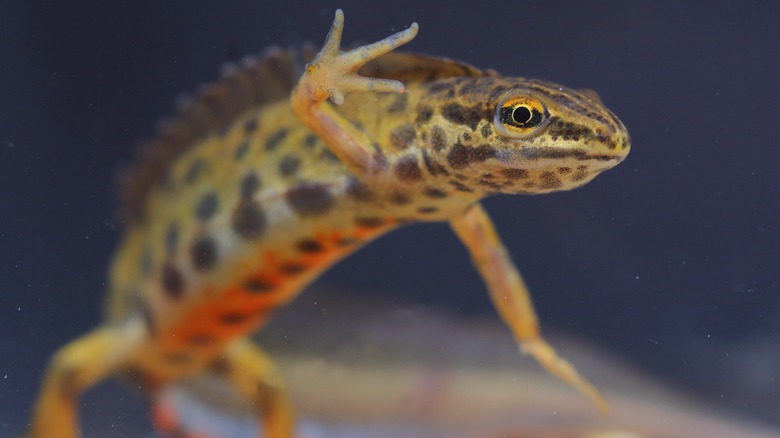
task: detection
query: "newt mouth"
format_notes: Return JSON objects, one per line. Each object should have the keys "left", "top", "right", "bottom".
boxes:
{"left": 494, "top": 147, "right": 624, "bottom": 167}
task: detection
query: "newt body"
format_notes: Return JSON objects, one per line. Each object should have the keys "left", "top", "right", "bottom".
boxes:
{"left": 31, "top": 10, "right": 629, "bottom": 437}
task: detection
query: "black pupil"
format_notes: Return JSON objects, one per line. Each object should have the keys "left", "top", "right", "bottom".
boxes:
{"left": 512, "top": 106, "right": 532, "bottom": 125}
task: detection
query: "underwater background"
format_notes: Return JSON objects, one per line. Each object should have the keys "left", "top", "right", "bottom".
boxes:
{"left": 2, "top": 1, "right": 779, "bottom": 436}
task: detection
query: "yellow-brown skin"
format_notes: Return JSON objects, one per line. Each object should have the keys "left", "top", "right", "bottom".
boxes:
{"left": 30, "top": 10, "right": 629, "bottom": 438}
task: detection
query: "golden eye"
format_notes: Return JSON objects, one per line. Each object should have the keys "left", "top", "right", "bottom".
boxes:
{"left": 494, "top": 95, "right": 548, "bottom": 138}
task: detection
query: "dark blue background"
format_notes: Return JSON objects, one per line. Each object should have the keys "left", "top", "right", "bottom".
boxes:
{"left": 2, "top": 1, "right": 779, "bottom": 434}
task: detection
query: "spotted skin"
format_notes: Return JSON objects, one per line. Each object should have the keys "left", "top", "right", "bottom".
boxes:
{"left": 30, "top": 9, "right": 629, "bottom": 438}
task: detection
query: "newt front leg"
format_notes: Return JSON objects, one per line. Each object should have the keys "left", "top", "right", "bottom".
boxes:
{"left": 291, "top": 9, "right": 418, "bottom": 175}
{"left": 450, "top": 204, "right": 609, "bottom": 412}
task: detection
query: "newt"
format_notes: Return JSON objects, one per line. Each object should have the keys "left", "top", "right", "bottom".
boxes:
{"left": 29, "top": 9, "right": 630, "bottom": 438}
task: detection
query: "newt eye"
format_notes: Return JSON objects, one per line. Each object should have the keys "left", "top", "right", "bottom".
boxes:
{"left": 494, "top": 95, "right": 548, "bottom": 138}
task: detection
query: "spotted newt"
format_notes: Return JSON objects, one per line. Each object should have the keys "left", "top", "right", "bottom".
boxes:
{"left": 29, "top": 10, "right": 630, "bottom": 438}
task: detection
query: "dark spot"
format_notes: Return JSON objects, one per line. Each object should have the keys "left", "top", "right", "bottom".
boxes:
{"left": 571, "top": 167, "right": 590, "bottom": 182}
{"left": 557, "top": 167, "right": 572, "bottom": 175}
{"left": 441, "top": 103, "right": 487, "bottom": 130}
{"left": 546, "top": 117, "right": 592, "bottom": 142}
{"left": 165, "top": 223, "right": 179, "bottom": 253}
{"left": 355, "top": 216, "right": 385, "bottom": 228}
{"left": 220, "top": 312, "right": 249, "bottom": 325}
{"left": 279, "top": 262, "right": 307, "bottom": 276}
{"left": 188, "top": 334, "right": 214, "bottom": 346}
{"left": 319, "top": 148, "right": 339, "bottom": 162}
{"left": 278, "top": 154, "right": 301, "bottom": 177}
{"left": 297, "top": 239, "right": 324, "bottom": 253}
{"left": 303, "top": 133, "right": 318, "bottom": 148}
{"left": 421, "top": 149, "right": 450, "bottom": 177}
{"left": 232, "top": 200, "right": 266, "bottom": 239}
{"left": 480, "top": 123, "right": 492, "bottom": 138}
{"left": 240, "top": 172, "right": 261, "bottom": 199}
{"left": 591, "top": 154, "right": 620, "bottom": 161}
{"left": 501, "top": 168, "right": 529, "bottom": 179}
{"left": 490, "top": 85, "right": 508, "bottom": 99}
{"left": 539, "top": 171, "right": 563, "bottom": 189}
{"left": 234, "top": 141, "right": 250, "bottom": 160}
{"left": 390, "top": 192, "right": 411, "bottom": 205}
{"left": 446, "top": 142, "right": 496, "bottom": 169}
{"left": 463, "top": 132, "right": 472, "bottom": 142}
{"left": 319, "top": 147, "right": 341, "bottom": 163}
{"left": 459, "top": 78, "right": 486, "bottom": 95}
{"left": 345, "top": 176, "right": 374, "bottom": 202}
{"left": 424, "top": 186, "right": 448, "bottom": 198}
{"left": 393, "top": 155, "right": 422, "bottom": 182}
{"left": 265, "top": 128, "right": 288, "bottom": 151}
{"left": 430, "top": 126, "right": 447, "bottom": 151}
{"left": 416, "top": 106, "right": 433, "bottom": 124}
{"left": 520, "top": 146, "right": 585, "bottom": 160}
{"left": 370, "top": 143, "right": 389, "bottom": 172}
{"left": 162, "top": 263, "right": 184, "bottom": 299}
{"left": 389, "top": 123, "right": 416, "bottom": 151}
{"left": 244, "top": 118, "right": 258, "bottom": 133}
{"left": 286, "top": 183, "right": 334, "bottom": 217}
{"left": 200, "top": 88, "right": 224, "bottom": 115}
{"left": 195, "top": 192, "right": 219, "bottom": 221}
{"left": 448, "top": 179, "right": 474, "bottom": 192}
{"left": 245, "top": 277, "right": 274, "bottom": 293}
{"left": 478, "top": 178, "right": 502, "bottom": 189}
{"left": 472, "top": 145, "right": 497, "bottom": 162}
{"left": 184, "top": 159, "right": 205, "bottom": 183}
{"left": 428, "top": 81, "right": 452, "bottom": 94}
{"left": 388, "top": 94, "right": 409, "bottom": 113}
{"left": 191, "top": 237, "right": 217, "bottom": 271}
{"left": 417, "top": 206, "right": 439, "bottom": 214}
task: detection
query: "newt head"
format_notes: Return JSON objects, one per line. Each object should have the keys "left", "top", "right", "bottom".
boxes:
{"left": 416, "top": 76, "right": 630, "bottom": 195}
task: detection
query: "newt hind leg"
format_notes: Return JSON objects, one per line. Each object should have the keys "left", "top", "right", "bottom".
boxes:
{"left": 29, "top": 326, "right": 141, "bottom": 438}
{"left": 149, "top": 341, "right": 293, "bottom": 438}
{"left": 218, "top": 340, "right": 294, "bottom": 438}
